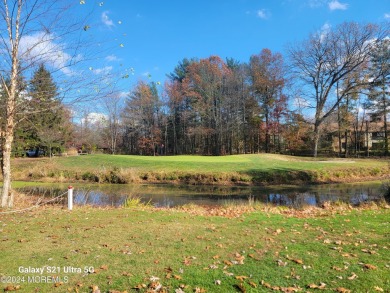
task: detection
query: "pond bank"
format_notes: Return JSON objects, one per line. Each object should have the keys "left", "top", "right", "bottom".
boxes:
{"left": 13, "top": 166, "right": 390, "bottom": 186}
{"left": 10, "top": 154, "right": 390, "bottom": 186}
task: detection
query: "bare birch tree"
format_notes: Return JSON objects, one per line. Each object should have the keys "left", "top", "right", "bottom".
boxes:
{"left": 0, "top": 0, "right": 111, "bottom": 207}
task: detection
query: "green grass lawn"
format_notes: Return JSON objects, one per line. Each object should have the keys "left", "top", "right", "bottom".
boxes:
{"left": 0, "top": 206, "right": 389, "bottom": 292}
{"left": 12, "top": 154, "right": 390, "bottom": 185}
{"left": 41, "top": 153, "right": 388, "bottom": 172}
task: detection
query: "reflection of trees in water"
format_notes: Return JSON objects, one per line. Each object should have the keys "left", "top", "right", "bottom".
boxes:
{"left": 74, "top": 190, "right": 127, "bottom": 206}
{"left": 18, "top": 187, "right": 66, "bottom": 204}
{"left": 18, "top": 183, "right": 382, "bottom": 208}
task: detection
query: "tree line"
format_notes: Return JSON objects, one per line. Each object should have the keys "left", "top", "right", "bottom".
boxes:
{"left": 4, "top": 22, "right": 388, "bottom": 160}
{"left": 76, "top": 22, "right": 389, "bottom": 158}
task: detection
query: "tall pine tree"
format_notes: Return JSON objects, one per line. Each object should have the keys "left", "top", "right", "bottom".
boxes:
{"left": 22, "top": 64, "right": 71, "bottom": 157}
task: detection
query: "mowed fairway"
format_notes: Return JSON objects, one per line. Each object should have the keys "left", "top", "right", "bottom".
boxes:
{"left": 12, "top": 154, "right": 389, "bottom": 185}
{"left": 41, "top": 154, "right": 386, "bottom": 172}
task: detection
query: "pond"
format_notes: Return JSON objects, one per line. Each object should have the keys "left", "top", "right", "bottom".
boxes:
{"left": 17, "top": 181, "right": 385, "bottom": 208}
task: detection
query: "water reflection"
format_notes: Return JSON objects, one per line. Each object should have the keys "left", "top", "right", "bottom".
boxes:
{"left": 18, "top": 182, "right": 384, "bottom": 208}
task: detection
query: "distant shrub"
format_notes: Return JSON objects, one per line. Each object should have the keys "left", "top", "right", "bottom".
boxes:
{"left": 82, "top": 171, "right": 99, "bottom": 182}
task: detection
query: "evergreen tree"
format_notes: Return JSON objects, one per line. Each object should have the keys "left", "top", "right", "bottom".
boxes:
{"left": 22, "top": 64, "right": 71, "bottom": 156}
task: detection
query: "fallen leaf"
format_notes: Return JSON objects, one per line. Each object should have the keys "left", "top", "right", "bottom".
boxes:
{"left": 148, "top": 282, "right": 162, "bottom": 291}
{"left": 90, "top": 285, "right": 100, "bottom": 293}
{"left": 277, "top": 259, "right": 288, "bottom": 266}
{"left": 374, "top": 286, "right": 384, "bottom": 292}
{"left": 248, "top": 281, "right": 257, "bottom": 288}
{"left": 149, "top": 276, "right": 160, "bottom": 282}
{"left": 336, "top": 288, "right": 351, "bottom": 293}
{"left": 132, "top": 284, "right": 147, "bottom": 290}
{"left": 286, "top": 255, "right": 303, "bottom": 264}
{"left": 293, "top": 259, "right": 303, "bottom": 264}
{"left": 223, "top": 260, "right": 233, "bottom": 266}
{"left": 4, "top": 285, "right": 21, "bottom": 291}
{"left": 261, "top": 280, "right": 272, "bottom": 289}
{"left": 183, "top": 257, "right": 191, "bottom": 266}
{"left": 281, "top": 286, "right": 301, "bottom": 292}
{"left": 347, "top": 273, "right": 358, "bottom": 280}
{"left": 235, "top": 276, "right": 248, "bottom": 281}
{"left": 363, "top": 264, "right": 377, "bottom": 270}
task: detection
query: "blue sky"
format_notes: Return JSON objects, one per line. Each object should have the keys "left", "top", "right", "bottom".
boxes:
{"left": 79, "top": 0, "right": 389, "bottom": 94}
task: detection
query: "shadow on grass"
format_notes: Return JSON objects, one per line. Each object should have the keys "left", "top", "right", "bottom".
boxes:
{"left": 242, "top": 168, "right": 317, "bottom": 185}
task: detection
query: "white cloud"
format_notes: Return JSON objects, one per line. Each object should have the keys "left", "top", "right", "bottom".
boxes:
{"left": 19, "top": 32, "right": 73, "bottom": 75}
{"left": 105, "top": 54, "right": 120, "bottom": 62}
{"left": 257, "top": 9, "right": 271, "bottom": 19}
{"left": 385, "top": 13, "right": 390, "bottom": 19}
{"left": 94, "top": 66, "right": 113, "bottom": 75}
{"left": 102, "top": 11, "right": 114, "bottom": 27}
{"left": 320, "top": 22, "right": 332, "bottom": 41}
{"left": 328, "top": 0, "right": 348, "bottom": 11}
{"left": 321, "top": 22, "right": 331, "bottom": 31}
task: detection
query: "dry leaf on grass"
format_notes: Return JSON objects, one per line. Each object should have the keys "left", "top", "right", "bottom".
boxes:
{"left": 363, "top": 263, "right": 377, "bottom": 270}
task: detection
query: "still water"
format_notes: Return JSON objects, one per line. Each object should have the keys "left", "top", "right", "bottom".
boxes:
{"left": 18, "top": 182, "right": 385, "bottom": 208}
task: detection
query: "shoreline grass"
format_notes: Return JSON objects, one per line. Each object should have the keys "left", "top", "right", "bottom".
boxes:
{"left": 0, "top": 204, "right": 389, "bottom": 292}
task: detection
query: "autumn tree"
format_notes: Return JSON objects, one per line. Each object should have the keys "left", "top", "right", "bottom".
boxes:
{"left": 165, "top": 58, "right": 196, "bottom": 154}
{"left": 287, "top": 22, "right": 386, "bottom": 157}
{"left": 249, "top": 49, "right": 285, "bottom": 153}
{"left": 122, "top": 81, "right": 162, "bottom": 155}
{"left": 185, "top": 56, "right": 232, "bottom": 155}
{"left": 224, "top": 58, "right": 254, "bottom": 154}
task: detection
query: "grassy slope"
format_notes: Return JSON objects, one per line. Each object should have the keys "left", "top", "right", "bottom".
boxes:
{"left": 0, "top": 206, "right": 389, "bottom": 292}
{"left": 39, "top": 153, "right": 387, "bottom": 172}
{"left": 12, "top": 154, "right": 390, "bottom": 185}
